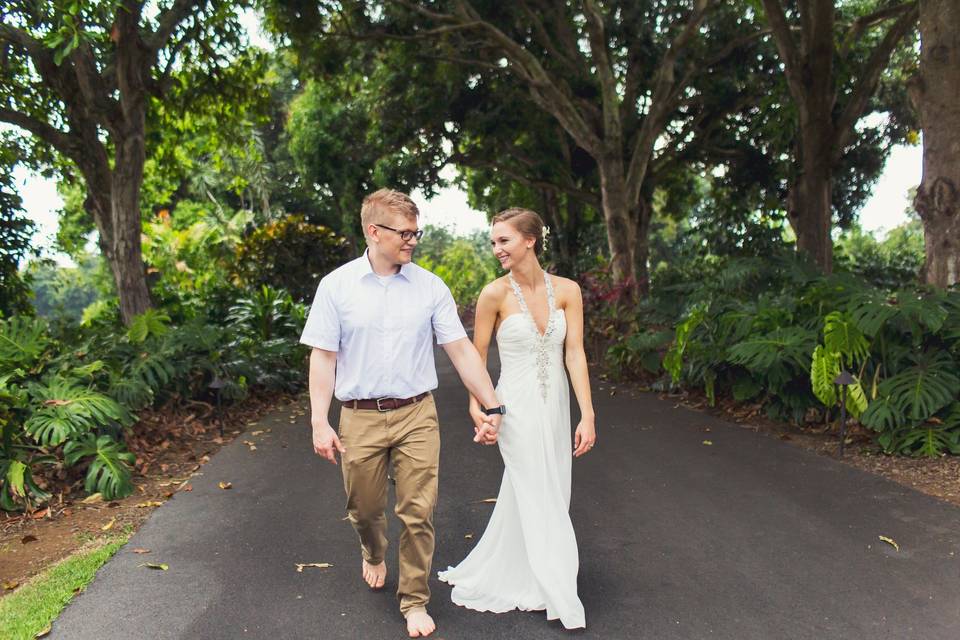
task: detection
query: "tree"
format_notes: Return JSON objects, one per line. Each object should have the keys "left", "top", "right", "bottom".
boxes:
{"left": 759, "top": 0, "right": 918, "bottom": 273}
{"left": 311, "top": 1, "right": 762, "bottom": 292}
{"left": 910, "top": 0, "right": 960, "bottom": 287}
{"left": 0, "top": 151, "right": 35, "bottom": 316}
{"left": 0, "top": 0, "right": 254, "bottom": 324}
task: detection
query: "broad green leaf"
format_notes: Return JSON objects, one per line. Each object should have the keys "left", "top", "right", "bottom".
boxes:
{"left": 810, "top": 345, "right": 840, "bottom": 407}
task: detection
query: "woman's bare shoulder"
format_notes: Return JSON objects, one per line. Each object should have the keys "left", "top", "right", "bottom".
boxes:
{"left": 479, "top": 276, "right": 511, "bottom": 303}
{"left": 550, "top": 275, "right": 582, "bottom": 303}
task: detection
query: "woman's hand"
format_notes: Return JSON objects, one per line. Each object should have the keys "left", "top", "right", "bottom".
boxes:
{"left": 573, "top": 418, "right": 596, "bottom": 457}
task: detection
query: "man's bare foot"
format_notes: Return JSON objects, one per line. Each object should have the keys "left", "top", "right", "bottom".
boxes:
{"left": 405, "top": 608, "right": 436, "bottom": 638}
{"left": 361, "top": 560, "right": 386, "bottom": 589}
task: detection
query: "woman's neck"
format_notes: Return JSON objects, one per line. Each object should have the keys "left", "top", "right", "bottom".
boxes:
{"left": 510, "top": 259, "right": 544, "bottom": 289}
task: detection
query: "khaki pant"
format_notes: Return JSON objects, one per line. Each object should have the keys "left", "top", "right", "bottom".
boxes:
{"left": 338, "top": 394, "right": 440, "bottom": 615}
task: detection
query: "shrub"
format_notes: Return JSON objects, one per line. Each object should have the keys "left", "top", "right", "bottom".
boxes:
{"left": 233, "top": 215, "right": 349, "bottom": 303}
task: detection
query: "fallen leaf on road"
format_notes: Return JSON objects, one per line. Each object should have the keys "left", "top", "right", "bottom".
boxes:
{"left": 137, "top": 501, "right": 164, "bottom": 508}
{"left": 251, "top": 430, "right": 264, "bottom": 436}
{"left": 879, "top": 535, "right": 900, "bottom": 552}
{"left": 296, "top": 563, "right": 333, "bottom": 572}
{"left": 243, "top": 440, "right": 255, "bottom": 446}
{"left": 31, "top": 507, "right": 50, "bottom": 519}
{"left": 248, "top": 445, "right": 257, "bottom": 451}
{"left": 473, "top": 498, "right": 497, "bottom": 504}
{"left": 101, "top": 518, "right": 115, "bottom": 531}
{"left": 81, "top": 493, "right": 104, "bottom": 504}
{"left": 218, "top": 481, "right": 232, "bottom": 490}
{"left": 3, "top": 580, "right": 18, "bottom": 590}
{"left": 34, "top": 624, "right": 52, "bottom": 637}
{"left": 131, "top": 548, "right": 151, "bottom": 554}
{"left": 702, "top": 440, "right": 713, "bottom": 446}
{"left": 141, "top": 563, "right": 169, "bottom": 571}
{"left": 181, "top": 484, "right": 193, "bottom": 492}
{"left": 21, "top": 535, "right": 38, "bottom": 544}
{"left": 464, "top": 534, "right": 474, "bottom": 540}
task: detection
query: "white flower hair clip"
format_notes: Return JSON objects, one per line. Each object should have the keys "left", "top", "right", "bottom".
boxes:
{"left": 542, "top": 225, "right": 550, "bottom": 253}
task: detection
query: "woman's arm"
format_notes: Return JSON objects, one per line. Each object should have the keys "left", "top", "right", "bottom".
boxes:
{"left": 468, "top": 282, "right": 501, "bottom": 427}
{"left": 561, "top": 280, "right": 597, "bottom": 457}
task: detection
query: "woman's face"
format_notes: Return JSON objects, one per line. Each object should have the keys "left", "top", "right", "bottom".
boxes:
{"left": 491, "top": 221, "right": 535, "bottom": 270}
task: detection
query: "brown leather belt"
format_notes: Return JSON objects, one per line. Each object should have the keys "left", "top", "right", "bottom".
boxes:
{"left": 349, "top": 392, "right": 430, "bottom": 412}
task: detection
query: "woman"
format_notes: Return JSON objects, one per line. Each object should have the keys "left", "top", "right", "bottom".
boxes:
{"left": 438, "top": 208, "right": 597, "bottom": 629}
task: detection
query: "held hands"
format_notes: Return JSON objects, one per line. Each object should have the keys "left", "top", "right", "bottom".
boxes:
{"left": 573, "top": 418, "right": 597, "bottom": 457}
{"left": 471, "top": 409, "right": 500, "bottom": 446}
{"left": 312, "top": 419, "right": 346, "bottom": 464}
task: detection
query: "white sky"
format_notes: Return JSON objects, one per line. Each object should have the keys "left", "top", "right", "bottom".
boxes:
{"left": 11, "top": 8, "right": 924, "bottom": 262}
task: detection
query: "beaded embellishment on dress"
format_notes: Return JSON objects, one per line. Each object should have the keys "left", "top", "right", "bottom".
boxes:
{"left": 507, "top": 271, "right": 557, "bottom": 400}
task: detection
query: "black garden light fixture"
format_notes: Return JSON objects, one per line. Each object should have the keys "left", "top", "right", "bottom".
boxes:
{"left": 208, "top": 376, "right": 226, "bottom": 437}
{"left": 834, "top": 370, "right": 855, "bottom": 456}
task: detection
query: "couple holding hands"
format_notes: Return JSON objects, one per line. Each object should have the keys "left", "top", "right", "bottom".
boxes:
{"left": 300, "top": 188, "right": 597, "bottom": 637}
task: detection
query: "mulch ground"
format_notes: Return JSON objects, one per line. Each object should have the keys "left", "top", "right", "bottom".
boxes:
{"left": 0, "top": 391, "right": 301, "bottom": 596}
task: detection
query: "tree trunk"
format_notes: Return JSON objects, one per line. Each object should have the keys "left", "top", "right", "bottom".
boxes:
{"left": 538, "top": 187, "right": 570, "bottom": 269}
{"left": 633, "top": 197, "right": 652, "bottom": 295}
{"left": 597, "top": 156, "right": 637, "bottom": 284}
{"left": 788, "top": 117, "right": 835, "bottom": 273}
{"left": 109, "top": 128, "right": 152, "bottom": 325}
{"left": 913, "top": 0, "right": 960, "bottom": 287}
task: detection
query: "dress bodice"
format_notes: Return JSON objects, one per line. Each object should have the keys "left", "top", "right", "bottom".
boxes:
{"left": 496, "top": 272, "right": 566, "bottom": 400}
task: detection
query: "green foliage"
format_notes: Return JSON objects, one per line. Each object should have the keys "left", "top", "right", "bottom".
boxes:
{"left": 25, "top": 254, "right": 110, "bottom": 321}
{"left": 127, "top": 309, "right": 171, "bottom": 344}
{"left": 416, "top": 235, "right": 499, "bottom": 309}
{"left": 233, "top": 215, "right": 349, "bottom": 303}
{"left": 0, "top": 169, "right": 36, "bottom": 317}
{"left": 64, "top": 434, "right": 136, "bottom": 500}
{"left": 24, "top": 378, "right": 131, "bottom": 447}
{"left": 0, "top": 315, "right": 50, "bottom": 369}
{"left": 606, "top": 329, "right": 674, "bottom": 379}
{"left": 834, "top": 219, "right": 925, "bottom": 290}
{"left": 0, "top": 272, "right": 311, "bottom": 510}
{"left": 634, "top": 249, "right": 960, "bottom": 454}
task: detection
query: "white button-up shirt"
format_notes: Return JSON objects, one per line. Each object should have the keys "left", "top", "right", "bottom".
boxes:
{"left": 299, "top": 252, "right": 467, "bottom": 401}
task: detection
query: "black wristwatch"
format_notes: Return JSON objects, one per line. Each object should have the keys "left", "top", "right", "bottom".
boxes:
{"left": 481, "top": 405, "right": 507, "bottom": 416}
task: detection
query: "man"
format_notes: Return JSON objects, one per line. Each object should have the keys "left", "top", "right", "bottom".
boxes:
{"left": 300, "top": 188, "right": 504, "bottom": 638}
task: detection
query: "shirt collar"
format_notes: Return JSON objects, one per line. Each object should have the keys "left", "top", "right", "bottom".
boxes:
{"left": 356, "top": 249, "right": 413, "bottom": 281}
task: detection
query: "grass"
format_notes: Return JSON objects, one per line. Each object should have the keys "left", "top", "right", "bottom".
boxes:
{"left": 0, "top": 535, "right": 129, "bottom": 640}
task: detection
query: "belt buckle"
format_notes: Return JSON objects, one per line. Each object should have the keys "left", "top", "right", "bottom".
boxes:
{"left": 375, "top": 397, "right": 391, "bottom": 412}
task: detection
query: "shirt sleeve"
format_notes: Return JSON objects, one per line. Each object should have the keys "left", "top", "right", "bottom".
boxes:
{"left": 299, "top": 278, "right": 340, "bottom": 351}
{"left": 431, "top": 278, "right": 468, "bottom": 345}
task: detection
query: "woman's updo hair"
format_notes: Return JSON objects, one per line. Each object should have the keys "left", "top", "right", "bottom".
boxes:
{"left": 492, "top": 208, "right": 546, "bottom": 255}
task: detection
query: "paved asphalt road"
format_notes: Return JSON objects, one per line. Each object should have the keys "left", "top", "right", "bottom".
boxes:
{"left": 52, "top": 349, "right": 960, "bottom": 639}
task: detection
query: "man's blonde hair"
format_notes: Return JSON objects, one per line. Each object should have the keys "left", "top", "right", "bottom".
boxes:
{"left": 361, "top": 188, "right": 419, "bottom": 238}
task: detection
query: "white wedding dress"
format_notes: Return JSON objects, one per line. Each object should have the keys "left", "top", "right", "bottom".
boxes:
{"left": 439, "top": 272, "right": 585, "bottom": 629}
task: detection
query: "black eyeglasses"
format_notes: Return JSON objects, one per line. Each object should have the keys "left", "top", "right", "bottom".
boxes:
{"left": 375, "top": 224, "right": 424, "bottom": 242}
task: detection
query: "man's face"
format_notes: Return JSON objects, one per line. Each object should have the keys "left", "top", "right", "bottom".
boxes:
{"left": 371, "top": 211, "right": 420, "bottom": 265}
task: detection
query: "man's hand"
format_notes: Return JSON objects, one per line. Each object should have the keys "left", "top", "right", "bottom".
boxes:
{"left": 312, "top": 421, "right": 346, "bottom": 464}
{"left": 473, "top": 413, "right": 500, "bottom": 446}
